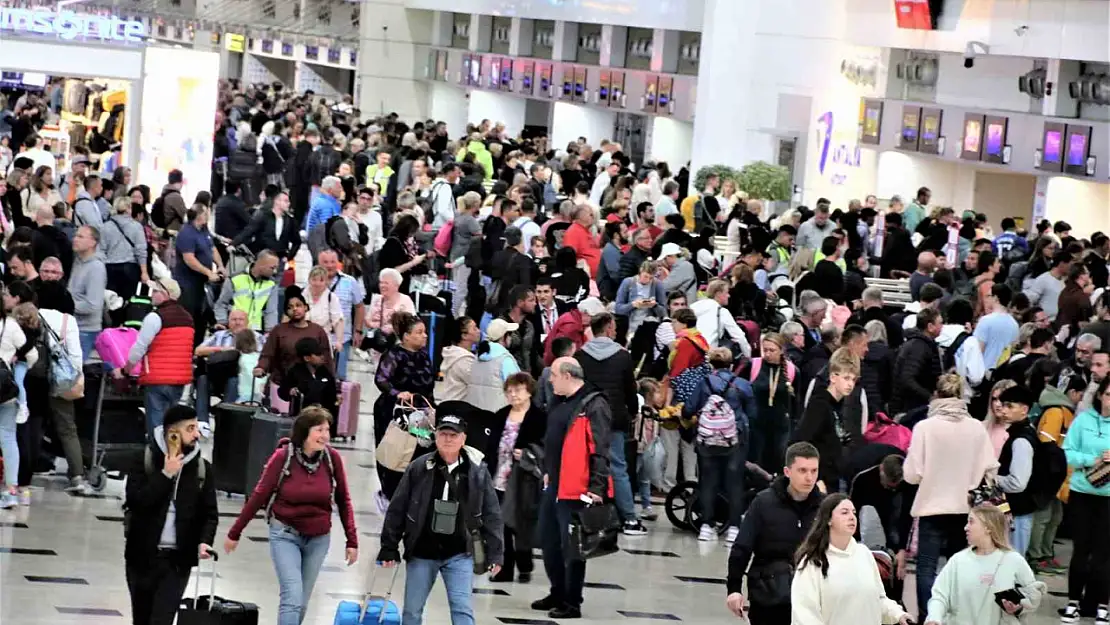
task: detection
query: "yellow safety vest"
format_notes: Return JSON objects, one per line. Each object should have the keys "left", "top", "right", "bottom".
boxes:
{"left": 230, "top": 273, "right": 275, "bottom": 331}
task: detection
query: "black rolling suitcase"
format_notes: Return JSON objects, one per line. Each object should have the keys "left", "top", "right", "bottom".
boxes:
{"left": 178, "top": 551, "right": 259, "bottom": 625}
{"left": 211, "top": 402, "right": 261, "bottom": 495}
{"left": 245, "top": 411, "right": 294, "bottom": 492}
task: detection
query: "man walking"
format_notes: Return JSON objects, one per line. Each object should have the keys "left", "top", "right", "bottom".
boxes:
{"left": 68, "top": 224, "right": 107, "bottom": 361}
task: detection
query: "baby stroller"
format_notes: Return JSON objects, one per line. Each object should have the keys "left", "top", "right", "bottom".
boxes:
{"left": 664, "top": 465, "right": 773, "bottom": 534}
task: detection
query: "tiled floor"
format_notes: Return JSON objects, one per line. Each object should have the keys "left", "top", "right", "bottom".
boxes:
{"left": 0, "top": 359, "right": 1074, "bottom": 624}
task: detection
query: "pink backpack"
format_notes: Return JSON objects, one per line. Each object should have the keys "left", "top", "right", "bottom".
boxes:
{"left": 95, "top": 328, "right": 142, "bottom": 376}
{"left": 433, "top": 221, "right": 454, "bottom": 258}
{"left": 748, "top": 357, "right": 796, "bottom": 384}
{"left": 863, "top": 412, "right": 912, "bottom": 452}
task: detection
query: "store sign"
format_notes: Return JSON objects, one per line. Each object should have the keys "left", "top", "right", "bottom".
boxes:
{"left": 816, "top": 111, "right": 862, "bottom": 186}
{"left": 224, "top": 33, "right": 244, "bottom": 52}
{"left": 0, "top": 8, "right": 146, "bottom": 43}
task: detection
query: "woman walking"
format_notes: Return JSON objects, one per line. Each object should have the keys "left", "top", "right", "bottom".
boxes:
{"left": 739, "top": 333, "right": 796, "bottom": 473}
{"left": 923, "top": 504, "right": 1044, "bottom": 625}
{"left": 224, "top": 407, "right": 358, "bottom": 625}
{"left": 791, "top": 493, "right": 911, "bottom": 625}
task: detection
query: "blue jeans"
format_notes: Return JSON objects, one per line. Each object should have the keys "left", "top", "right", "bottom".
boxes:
{"left": 540, "top": 489, "right": 586, "bottom": 608}
{"left": 14, "top": 362, "right": 26, "bottom": 408}
{"left": 402, "top": 554, "right": 475, "bottom": 625}
{"left": 194, "top": 375, "right": 239, "bottom": 423}
{"left": 1011, "top": 513, "right": 1033, "bottom": 557}
{"left": 610, "top": 431, "right": 635, "bottom": 522}
{"left": 335, "top": 341, "right": 351, "bottom": 380}
{"left": 269, "top": 519, "right": 330, "bottom": 625}
{"left": 696, "top": 444, "right": 747, "bottom": 529}
{"left": 144, "top": 385, "right": 185, "bottom": 436}
{"left": 0, "top": 402, "right": 17, "bottom": 487}
{"left": 79, "top": 331, "right": 99, "bottom": 364}
{"left": 915, "top": 514, "right": 968, "bottom": 621}
{"left": 634, "top": 454, "right": 652, "bottom": 508}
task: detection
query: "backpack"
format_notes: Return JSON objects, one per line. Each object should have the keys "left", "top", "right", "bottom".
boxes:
{"left": 943, "top": 331, "right": 972, "bottom": 372}
{"left": 629, "top": 319, "right": 668, "bottom": 380}
{"left": 121, "top": 283, "right": 154, "bottom": 329}
{"left": 266, "top": 441, "right": 335, "bottom": 519}
{"left": 434, "top": 220, "right": 454, "bottom": 258}
{"left": 1028, "top": 437, "right": 1068, "bottom": 509}
{"left": 749, "top": 357, "right": 796, "bottom": 385}
{"left": 324, "top": 215, "right": 345, "bottom": 252}
{"left": 151, "top": 190, "right": 170, "bottom": 228}
{"left": 862, "top": 412, "right": 912, "bottom": 451}
{"left": 696, "top": 393, "right": 739, "bottom": 448}
{"left": 123, "top": 448, "right": 207, "bottom": 537}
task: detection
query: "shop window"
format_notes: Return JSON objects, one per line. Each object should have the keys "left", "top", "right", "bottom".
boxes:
{"left": 262, "top": 0, "right": 276, "bottom": 18}
{"left": 317, "top": 3, "right": 332, "bottom": 26}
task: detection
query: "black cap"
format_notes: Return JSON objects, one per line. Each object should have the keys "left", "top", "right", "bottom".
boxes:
{"left": 437, "top": 414, "right": 467, "bottom": 433}
{"left": 999, "top": 385, "right": 1035, "bottom": 407}
{"left": 163, "top": 404, "right": 197, "bottom": 428}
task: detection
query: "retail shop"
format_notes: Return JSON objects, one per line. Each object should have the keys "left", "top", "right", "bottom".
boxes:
{"left": 0, "top": 9, "right": 219, "bottom": 202}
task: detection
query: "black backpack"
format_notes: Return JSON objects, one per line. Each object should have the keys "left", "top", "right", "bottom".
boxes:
{"left": 943, "top": 331, "right": 972, "bottom": 372}
{"left": 1029, "top": 438, "right": 1068, "bottom": 509}
{"left": 629, "top": 320, "right": 668, "bottom": 380}
{"left": 151, "top": 190, "right": 170, "bottom": 228}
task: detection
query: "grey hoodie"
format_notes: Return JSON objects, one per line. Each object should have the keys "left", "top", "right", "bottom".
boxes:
{"left": 662, "top": 258, "right": 698, "bottom": 303}
{"left": 68, "top": 253, "right": 107, "bottom": 332}
{"left": 580, "top": 336, "right": 623, "bottom": 360}
{"left": 151, "top": 425, "right": 202, "bottom": 549}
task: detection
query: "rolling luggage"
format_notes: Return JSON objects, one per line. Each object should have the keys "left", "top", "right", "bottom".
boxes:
{"left": 95, "top": 327, "right": 142, "bottom": 375}
{"left": 246, "top": 411, "right": 295, "bottom": 492}
{"left": 336, "top": 381, "right": 361, "bottom": 439}
{"left": 178, "top": 551, "right": 260, "bottom": 625}
{"left": 419, "top": 310, "right": 448, "bottom": 375}
{"left": 333, "top": 565, "right": 401, "bottom": 625}
{"left": 211, "top": 402, "right": 263, "bottom": 495}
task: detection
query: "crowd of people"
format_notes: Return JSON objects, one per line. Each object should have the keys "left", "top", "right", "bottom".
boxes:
{"left": 2, "top": 77, "right": 1108, "bottom": 625}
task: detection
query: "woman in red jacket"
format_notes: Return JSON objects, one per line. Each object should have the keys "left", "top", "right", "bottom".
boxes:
{"left": 224, "top": 407, "right": 358, "bottom": 625}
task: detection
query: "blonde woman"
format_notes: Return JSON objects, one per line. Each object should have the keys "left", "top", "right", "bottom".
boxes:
{"left": 305, "top": 266, "right": 344, "bottom": 353}
{"left": 789, "top": 248, "right": 816, "bottom": 282}
{"left": 985, "top": 379, "right": 1017, "bottom": 458}
{"left": 924, "top": 505, "right": 1044, "bottom": 625}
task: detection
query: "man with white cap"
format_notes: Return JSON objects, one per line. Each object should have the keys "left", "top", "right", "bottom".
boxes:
{"left": 542, "top": 297, "right": 606, "bottom": 366}
{"left": 466, "top": 319, "right": 523, "bottom": 412}
{"left": 660, "top": 242, "right": 699, "bottom": 303}
{"left": 111, "top": 278, "right": 197, "bottom": 437}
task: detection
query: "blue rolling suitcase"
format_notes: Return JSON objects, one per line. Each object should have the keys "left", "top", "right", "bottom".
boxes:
{"left": 334, "top": 565, "right": 401, "bottom": 625}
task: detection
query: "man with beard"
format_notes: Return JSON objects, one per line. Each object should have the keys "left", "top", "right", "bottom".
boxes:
{"left": 499, "top": 285, "right": 539, "bottom": 376}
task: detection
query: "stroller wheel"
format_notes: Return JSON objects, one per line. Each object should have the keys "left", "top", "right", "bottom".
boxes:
{"left": 664, "top": 481, "right": 699, "bottom": 533}
{"left": 87, "top": 467, "right": 107, "bottom": 492}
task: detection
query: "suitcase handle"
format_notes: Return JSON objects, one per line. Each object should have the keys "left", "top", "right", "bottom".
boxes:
{"left": 361, "top": 565, "right": 401, "bottom": 622}
{"left": 193, "top": 548, "right": 220, "bottom": 611}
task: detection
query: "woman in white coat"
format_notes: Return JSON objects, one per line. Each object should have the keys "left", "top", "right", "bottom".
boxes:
{"left": 791, "top": 493, "right": 911, "bottom": 625}
{"left": 0, "top": 300, "right": 33, "bottom": 508}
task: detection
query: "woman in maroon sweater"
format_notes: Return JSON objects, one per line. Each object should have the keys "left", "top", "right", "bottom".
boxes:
{"left": 224, "top": 407, "right": 358, "bottom": 625}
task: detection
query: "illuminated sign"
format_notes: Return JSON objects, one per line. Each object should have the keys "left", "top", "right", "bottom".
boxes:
{"left": 0, "top": 8, "right": 146, "bottom": 43}
{"left": 816, "top": 111, "right": 862, "bottom": 186}
{"left": 224, "top": 33, "right": 244, "bottom": 52}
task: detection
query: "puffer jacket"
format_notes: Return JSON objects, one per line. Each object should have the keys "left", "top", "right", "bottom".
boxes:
{"left": 575, "top": 337, "right": 638, "bottom": 432}
{"left": 438, "top": 345, "right": 475, "bottom": 403}
{"left": 890, "top": 329, "right": 942, "bottom": 415}
{"left": 862, "top": 341, "right": 893, "bottom": 412}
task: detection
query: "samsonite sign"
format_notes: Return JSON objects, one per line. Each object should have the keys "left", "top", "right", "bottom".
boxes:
{"left": 0, "top": 8, "right": 147, "bottom": 44}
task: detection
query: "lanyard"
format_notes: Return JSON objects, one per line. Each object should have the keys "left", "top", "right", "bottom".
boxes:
{"left": 767, "top": 366, "right": 780, "bottom": 407}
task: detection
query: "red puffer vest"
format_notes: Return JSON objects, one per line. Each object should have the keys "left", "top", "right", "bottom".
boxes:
{"left": 557, "top": 393, "right": 615, "bottom": 501}
{"left": 139, "top": 301, "right": 195, "bottom": 386}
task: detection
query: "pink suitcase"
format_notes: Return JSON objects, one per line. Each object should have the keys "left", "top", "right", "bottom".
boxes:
{"left": 95, "top": 328, "right": 142, "bottom": 376}
{"left": 336, "top": 381, "right": 361, "bottom": 440}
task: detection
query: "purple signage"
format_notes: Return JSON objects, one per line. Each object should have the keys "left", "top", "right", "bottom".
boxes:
{"left": 1043, "top": 130, "right": 1062, "bottom": 164}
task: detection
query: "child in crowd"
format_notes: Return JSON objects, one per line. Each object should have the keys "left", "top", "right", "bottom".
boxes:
{"left": 235, "top": 329, "right": 265, "bottom": 403}
{"left": 279, "top": 337, "right": 339, "bottom": 434}
{"left": 635, "top": 378, "right": 666, "bottom": 521}
{"left": 11, "top": 302, "right": 39, "bottom": 424}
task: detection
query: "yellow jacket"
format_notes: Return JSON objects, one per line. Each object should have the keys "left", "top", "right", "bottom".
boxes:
{"left": 679, "top": 195, "right": 698, "bottom": 232}
{"left": 1039, "top": 405, "right": 1076, "bottom": 502}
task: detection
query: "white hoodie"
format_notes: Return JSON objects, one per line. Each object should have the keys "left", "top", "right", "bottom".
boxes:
{"left": 791, "top": 537, "right": 906, "bottom": 625}
{"left": 936, "top": 323, "right": 986, "bottom": 400}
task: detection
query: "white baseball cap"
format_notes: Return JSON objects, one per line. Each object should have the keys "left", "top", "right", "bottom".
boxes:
{"left": 486, "top": 318, "right": 520, "bottom": 342}
{"left": 577, "top": 297, "right": 606, "bottom": 316}
{"left": 659, "top": 242, "right": 683, "bottom": 258}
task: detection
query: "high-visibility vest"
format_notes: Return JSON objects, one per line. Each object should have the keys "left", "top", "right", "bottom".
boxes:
{"left": 230, "top": 272, "right": 275, "bottom": 331}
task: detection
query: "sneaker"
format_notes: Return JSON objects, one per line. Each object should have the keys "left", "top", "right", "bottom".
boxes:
{"left": 373, "top": 490, "right": 390, "bottom": 514}
{"left": 518, "top": 572, "right": 532, "bottom": 583}
{"left": 1061, "top": 601, "right": 1080, "bottom": 624}
{"left": 531, "top": 595, "right": 562, "bottom": 611}
{"left": 18, "top": 488, "right": 31, "bottom": 506}
{"left": 622, "top": 520, "right": 648, "bottom": 536}
{"left": 0, "top": 492, "right": 17, "bottom": 509}
{"left": 698, "top": 525, "right": 716, "bottom": 542}
{"left": 725, "top": 526, "right": 740, "bottom": 544}
{"left": 15, "top": 404, "right": 28, "bottom": 425}
{"left": 197, "top": 421, "right": 212, "bottom": 439}
{"left": 65, "top": 476, "right": 90, "bottom": 493}
{"left": 1096, "top": 605, "right": 1108, "bottom": 625}
{"left": 640, "top": 506, "right": 658, "bottom": 521}
{"left": 548, "top": 605, "right": 581, "bottom": 619}
{"left": 1047, "top": 558, "right": 1068, "bottom": 574}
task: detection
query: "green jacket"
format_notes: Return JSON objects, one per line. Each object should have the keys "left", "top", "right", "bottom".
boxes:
{"left": 456, "top": 140, "right": 493, "bottom": 181}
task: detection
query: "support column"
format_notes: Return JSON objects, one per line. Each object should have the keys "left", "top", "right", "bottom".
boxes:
{"left": 509, "top": 17, "right": 534, "bottom": 57}
{"left": 430, "top": 10, "right": 452, "bottom": 47}
{"left": 650, "top": 28, "right": 680, "bottom": 73}
{"left": 690, "top": 0, "right": 759, "bottom": 179}
{"left": 469, "top": 14, "right": 492, "bottom": 52}
{"left": 552, "top": 20, "right": 578, "bottom": 61}
{"left": 600, "top": 25, "right": 627, "bottom": 67}
{"left": 357, "top": 1, "right": 432, "bottom": 120}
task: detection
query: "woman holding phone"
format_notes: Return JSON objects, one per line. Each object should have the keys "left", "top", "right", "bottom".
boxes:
{"left": 614, "top": 261, "right": 666, "bottom": 337}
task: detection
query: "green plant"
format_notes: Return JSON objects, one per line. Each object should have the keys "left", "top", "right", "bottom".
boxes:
{"left": 736, "top": 161, "right": 791, "bottom": 201}
{"left": 693, "top": 164, "right": 740, "bottom": 193}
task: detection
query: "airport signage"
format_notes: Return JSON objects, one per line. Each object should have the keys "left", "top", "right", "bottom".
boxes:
{"left": 0, "top": 8, "right": 147, "bottom": 44}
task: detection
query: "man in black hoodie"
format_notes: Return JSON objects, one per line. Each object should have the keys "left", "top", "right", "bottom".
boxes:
{"left": 793, "top": 348, "right": 861, "bottom": 493}
{"left": 890, "top": 307, "right": 943, "bottom": 414}
{"left": 574, "top": 312, "right": 644, "bottom": 535}
{"left": 533, "top": 357, "right": 612, "bottom": 620}
{"left": 726, "top": 442, "right": 823, "bottom": 625}
{"left": 124, "top": 405, "right": 218, "bottom": 625}
{"left": 847, "top": 286, "right": 904, "bottom": 348}
{"left": 489, "top": 227, "right": 536, "bottom": 315}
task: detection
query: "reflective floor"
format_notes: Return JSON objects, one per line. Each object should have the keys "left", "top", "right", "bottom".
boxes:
{"left": 0, "top": 357, "right": 1073, "bottom": 624}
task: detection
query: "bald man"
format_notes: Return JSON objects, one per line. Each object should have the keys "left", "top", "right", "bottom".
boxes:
{"left": 910, "top": 251, "right": 937, "bottom": 302}
{"left": 536, "top": 356, "right": 613, "bottom": 619}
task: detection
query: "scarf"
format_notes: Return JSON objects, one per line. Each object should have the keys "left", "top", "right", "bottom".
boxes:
{"left": 295, "top": 446, "right": 324, "bottom": 474}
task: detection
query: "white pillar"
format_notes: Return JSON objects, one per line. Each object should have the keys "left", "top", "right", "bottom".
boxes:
{"left": 469, "top": 14, "right": 492, "bottom": 52}
{"left": 650, "top": 28, "right": 680, "bottom": 73}
{"left": 357, "top": 2, "right": 431, "bottom": 121}
{"left": 509, "top": 18, "right": 534, "bottom": 57}
{"left": 600, "top": 25, "right": 627, "bottom": 67}
{"left": 690, "top": 0, "right": 759, "bottom": 177}
{"left": 552, "top": 21, "right": 578, "bottom": 62}
{"left": 430, "top": 11, "right": 453, "bottom": 47}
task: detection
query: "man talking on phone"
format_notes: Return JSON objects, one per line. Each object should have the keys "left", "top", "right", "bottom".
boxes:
{"left": 124, "top": 404, "right": 219, "bottom": 625}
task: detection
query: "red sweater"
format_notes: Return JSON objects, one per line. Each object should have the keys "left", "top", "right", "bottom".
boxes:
{"left": 563, "top": 222, "right": 601, "bottom": 278}
{"left": 668, "top": 330, "right": 709, "bottom": 378}
{"left": 543, "top": 310, "right": 588, "bottom": 366}
{"left": 228, "top": 441, "right": 358, "bottom": 548}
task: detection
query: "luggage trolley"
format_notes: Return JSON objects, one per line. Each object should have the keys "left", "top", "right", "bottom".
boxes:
{"left": 84, "top": 372, "right": 147, "bottom": 491}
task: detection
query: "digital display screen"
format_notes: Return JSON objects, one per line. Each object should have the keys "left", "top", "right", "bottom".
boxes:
{"left": 261, "top": 40, "right": 274, "bottom": 54}
{"left": 921, "top": 113, "right": 939, "bottom": 142}
{"left": 470, "top": 58, "right": 481, "bottom": 84}
{"left": 500, "top": 64, "right": 512, "bottom": 88}
{"left": 281, "top": 43, "right": 294, "bottom": 56}
{"left": 349, "top": 50, "right": 357, "bottom": 66}
{"left": 599, "top": 86, "right": 609, "bottom": 99}
{"left": 328, "top": 49, "right": 340, "bottom": 63}
{"left": 490, "top": 59, "right": 500, "bottom": 88}
{"left": 305, "top": 45, "right": 319, "bottom": 60}
{"left": 985, "top": 122, "right": 1004, "bottom": 156}
{"left": 901, "top": 109, "right": 919, "bottom": 145}
{"left": 1067, "top": 133, "right": 1088, "bottom": 166}
{"left": 860, "top": 99, "right": 883, "bottom": 145}
{"left": 963, "top": 120, "right": 981, "bottom": 153}
{"left": 1043, "top": 130, "right": 1062, "bottom": 164}
{"left": 563, "top": 79, "right": 573, "bottom": 96}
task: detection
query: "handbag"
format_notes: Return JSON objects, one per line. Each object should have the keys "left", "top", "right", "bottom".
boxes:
{"left": 409, "top": 272, "right": 440, "bottom": 297}
{"left": 1087, "top": 460, "right": 1110, "bottom": 489}
{"left": 968, "top": 476, "right": 1010, "bottom": 514}
{"left": 566, "top": 503, "right": 620, "bottom": 562}
{"left": 375, "top": 421, "right": 418, "bottom": 472}
{"left": 361, "top": 295, "right": 398, "bottom": 353}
